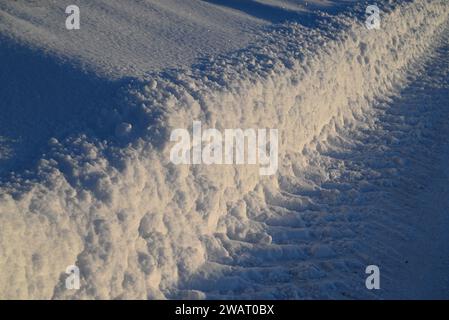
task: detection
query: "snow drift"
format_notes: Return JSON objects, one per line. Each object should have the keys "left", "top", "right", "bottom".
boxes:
{"left": 0, "top": 0, "right": 448, "bottom": 299}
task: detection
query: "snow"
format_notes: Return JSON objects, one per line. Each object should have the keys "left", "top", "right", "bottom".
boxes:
{"left": 0, "top": 0, "right": 359, "bottom": 77}
{"left": 1, "top": 0, "right": 449, "bottom": 299}
{"left": 1, "top": 0, "right": 259, "bottom": 77}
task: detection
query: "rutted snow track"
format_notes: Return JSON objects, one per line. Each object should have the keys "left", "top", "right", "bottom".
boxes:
{"left": 182, "top": 20, "right": 449, "bottom": 299}
{"left": 0, "top": 0, "right": 448, "bottom": 299}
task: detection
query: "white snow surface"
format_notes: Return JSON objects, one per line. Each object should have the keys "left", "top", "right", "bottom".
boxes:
{"left": 0, "top": 0, "right": 355, "bottom": 77}
{"left": 1, "top": 0, "right": 449, "bottom": 299}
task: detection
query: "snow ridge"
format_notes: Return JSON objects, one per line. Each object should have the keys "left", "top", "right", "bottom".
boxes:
{"left": 0, "top": 0, "right": 448, "bottom": 299}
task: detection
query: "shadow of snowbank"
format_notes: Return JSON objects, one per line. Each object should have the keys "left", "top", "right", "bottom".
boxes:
{"left": 0, "top": 36, "right": 126, "bottom": 177}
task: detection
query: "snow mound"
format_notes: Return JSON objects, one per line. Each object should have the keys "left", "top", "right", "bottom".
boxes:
{"left": 0, "top": 0, "right": 448, "bottom": 299}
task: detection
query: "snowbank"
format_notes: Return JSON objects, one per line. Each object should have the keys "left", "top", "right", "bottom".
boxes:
{"left": 0, "top": 0, "right": 448, "bottom": 299}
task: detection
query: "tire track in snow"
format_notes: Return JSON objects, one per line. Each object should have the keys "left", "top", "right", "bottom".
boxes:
{"left": 176, "top": 6, "right": 449, "bottom": 299}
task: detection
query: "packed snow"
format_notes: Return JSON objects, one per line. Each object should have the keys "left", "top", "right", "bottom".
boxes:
{"left": 0, "top": 0, "right": 448, "bottom": 299}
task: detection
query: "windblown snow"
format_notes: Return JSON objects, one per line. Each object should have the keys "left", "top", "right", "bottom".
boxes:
{"left": 1, "top": 0, "right": 449, "bottom": 299}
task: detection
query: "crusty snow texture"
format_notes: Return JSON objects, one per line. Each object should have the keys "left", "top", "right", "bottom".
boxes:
{"left": 0, "top": 0, "right": 449, "bottom": 299}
